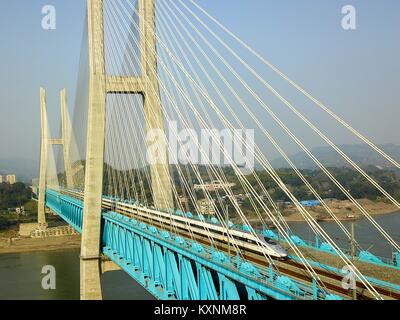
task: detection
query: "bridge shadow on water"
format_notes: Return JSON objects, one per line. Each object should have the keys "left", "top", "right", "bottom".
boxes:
{"left": 102, "top": 270, "right": 155, "bottom": 300}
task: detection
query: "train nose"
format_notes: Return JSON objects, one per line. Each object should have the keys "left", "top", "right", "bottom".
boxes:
{"left": 277, "top": 248, "right": 289, "bottom": 258}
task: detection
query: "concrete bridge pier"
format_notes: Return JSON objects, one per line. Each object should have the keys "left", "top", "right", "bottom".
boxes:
{"left": 38, "top": 88, "right": 49, "bottom": 231}
{"left": 80, "top": 257, "right": 103, "bottom": 300}
{"left": 80, "top": 0, "right": 174, "bottom": 299}
{"left": 79, "top": 0, "right": 107, "bottom": 300}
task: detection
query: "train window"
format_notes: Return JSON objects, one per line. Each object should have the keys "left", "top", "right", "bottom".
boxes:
{"left": 236, "top": 236, "right": 250, "bottom": 243}
{"left": 264, "top": 237, "right": 277, "bottom": 245}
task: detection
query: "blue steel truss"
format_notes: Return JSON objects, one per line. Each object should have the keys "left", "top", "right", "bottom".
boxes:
{"left": 45, "top": 189, "right": 343, "bottom": 300}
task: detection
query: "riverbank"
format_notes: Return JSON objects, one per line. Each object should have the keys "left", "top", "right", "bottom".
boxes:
{"left": 283, "top": 199, "right": 399, "bottom": 222}
{"left": 0, "top": 199, "right": 398, "bottom": 254}
{"left": 240, "top": 199, "right": 399, "bottom": 225}
{"left": 0, "top": 234, "right": 81, "bottom": 254}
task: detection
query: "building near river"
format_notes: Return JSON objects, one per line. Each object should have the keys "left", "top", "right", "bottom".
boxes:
{"left": 197, "top": 199, "right": 216, "bottom": 216}
{"left": 194, "top": 180, "right": 236, "bottom": 192}
{"left": 300, "top": 200, "right": 321, "bottom": 207}
{"left": 6, "top": 175, "right": 16, "bottom": 184}
{"left": 31, "top": 178, "right": 39, "bottom": 195}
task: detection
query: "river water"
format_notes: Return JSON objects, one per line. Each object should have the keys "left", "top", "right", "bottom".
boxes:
{"left": 0, "top": 249, "right": 153, "bottom": 300}
{"left": 288, "top": 212, "right": 400, "bottom": 259}
{"left": 0, "top": 213, "right": 398, "bottom": 299}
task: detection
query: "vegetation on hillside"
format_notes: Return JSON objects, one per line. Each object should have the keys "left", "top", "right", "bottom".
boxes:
{"left": 58, "top": 163, "right": 400, "bottom": 216}
{"left": 0, "top": 183, "right": 32, "bottom": 210}
{"left": 0, "top": 183, "right": 37, "bottom": 232}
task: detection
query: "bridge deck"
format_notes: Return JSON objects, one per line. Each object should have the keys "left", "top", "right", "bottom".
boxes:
{"left": 47, "top": 189, "right": 399, "bottom": 300}
{"left": 285, "top": 245, "right": 400, "bottom": 286}
{"left": 101, "top": 205, "right": 400, "bottom": 299}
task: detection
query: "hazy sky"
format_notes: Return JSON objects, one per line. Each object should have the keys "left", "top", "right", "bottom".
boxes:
{"left": 0, "top": 0, "right": 399, "bottom": 165}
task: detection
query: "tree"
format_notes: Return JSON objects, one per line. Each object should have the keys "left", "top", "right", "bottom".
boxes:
{"left": 0, "top": 182, "right": 32, "bottom": 210}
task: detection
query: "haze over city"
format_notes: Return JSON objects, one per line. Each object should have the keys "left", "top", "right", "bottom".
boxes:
{"left": 1, "top": 0, "right": 400, "bottom": 175}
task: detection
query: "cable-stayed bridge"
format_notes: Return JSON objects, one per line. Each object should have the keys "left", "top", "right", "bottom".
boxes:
{"left": 36, "top": 0, "right": 400, "bottom": 300}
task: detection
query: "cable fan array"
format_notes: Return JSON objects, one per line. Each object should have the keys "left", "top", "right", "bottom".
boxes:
{"left": 45, "top": 0, "right": 400, "bottom": 300}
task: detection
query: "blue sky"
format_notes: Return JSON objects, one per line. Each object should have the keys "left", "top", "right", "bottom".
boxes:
{"left": 0, "top": 0, "right": 399, "bottom": 167}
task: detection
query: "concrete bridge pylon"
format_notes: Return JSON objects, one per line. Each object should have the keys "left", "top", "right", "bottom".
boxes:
{"left": 80, "top": 0, "right": 174, "bottom": 299}
{"left": 38, "top": 88, "right": 74, "bottom": 231}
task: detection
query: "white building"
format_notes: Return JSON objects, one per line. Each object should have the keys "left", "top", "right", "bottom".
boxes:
{"left": 31, "top": 178, "right": 39, "bottom": 195}
{"left": 197, "top": 199, "right": 216, "bottom": 216}
{"left": 194, "top": 180, "right": 236, "bottom": 192}
{"left": 6, "top": 175, "right": 16, "bottom": 184}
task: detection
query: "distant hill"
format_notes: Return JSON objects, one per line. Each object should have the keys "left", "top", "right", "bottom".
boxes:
{"left": 0, "top": 158, "right": 39, "bottom": 183}
{"left": 2, "top": 144, "right": 400, "bottom": 183}
{"left": 270, "top": 144, "right": 400, "bottom": 170}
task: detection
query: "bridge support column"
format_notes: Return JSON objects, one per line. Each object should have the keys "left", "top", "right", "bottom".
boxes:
{"left": 104, "top": 0, "right": 173, "bottom": 210}
{"left": 80, "top": 0, "right": 107, "bottom": 300}
{"left": 141, "top": 0, "right": 174, "bottom": 210}
{"left": 38, "top": 88, "right": 49, "bottom": 231}
{"left": 80, "top": 0, "right": 174, "bottom": 299}
{"left": 60, "top": 89, "right": 74, "bottom": 189}
{"left": 38, "top": 88, "right": 74, "bottom": 230}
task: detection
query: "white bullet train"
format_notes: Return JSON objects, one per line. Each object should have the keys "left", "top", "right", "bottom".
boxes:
{"left": 61, "top": 189, "right": 288, "bottom": 260}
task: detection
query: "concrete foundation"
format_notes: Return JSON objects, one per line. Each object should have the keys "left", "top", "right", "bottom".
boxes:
{"left": 101, "top": 259, "right": 121, "bottom": 274}
{"left": 31, "top": 225, "right": 79, "bottom": 238}
{"left": 80, "top": 258, "right": 103, "bottom": 300}
{"left": 19, "top": 223, "right": 39, "bottom": 237}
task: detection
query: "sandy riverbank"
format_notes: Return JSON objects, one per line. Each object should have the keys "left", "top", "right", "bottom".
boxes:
{"left": 0, "top": 235, "right": 81, "bottom": 254}
{"left": 239, "top": 199, "right": 399, "bottom": 224}
{"left": 283, "top": 199, "right": 399, "bottom": 222}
